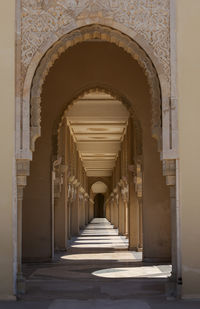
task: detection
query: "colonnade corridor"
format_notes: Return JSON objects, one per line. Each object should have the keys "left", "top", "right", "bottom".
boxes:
{"left": 21, "top": 217, "right": 172, "bottom": 306}
{"left": 20, "top": 42, "right": 174, "bottom": 306}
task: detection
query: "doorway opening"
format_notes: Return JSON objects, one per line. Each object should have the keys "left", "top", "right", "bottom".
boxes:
{"left": 94, "top": 194, "right": 105, "bottom": 218}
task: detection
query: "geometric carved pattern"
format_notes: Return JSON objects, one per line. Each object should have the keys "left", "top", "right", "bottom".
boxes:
{"left": 18, "top": 0, "right": 172, "bottom": 158}
{"left": 30, "top": 25, "right": 163, "bottom": 151}
{"left": 21, "top": 0, "right": 170, "bottom": 78}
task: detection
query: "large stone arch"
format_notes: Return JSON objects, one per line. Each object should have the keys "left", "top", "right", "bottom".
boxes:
{"left": 20, "top": 24, "right": 168, "bottom": 159}
{"left": 54, "top": 85, "right": 142, "bottom": 157}
{"left": 21, "top": 23, "right": 173, "bottom": 273}
{"left": 15, "top": 3, "right": 181, "bottom": 296}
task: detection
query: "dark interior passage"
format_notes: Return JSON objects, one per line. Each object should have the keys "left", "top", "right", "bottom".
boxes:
{"left": 94, "top": 194, "right": 105, "bottom": 218}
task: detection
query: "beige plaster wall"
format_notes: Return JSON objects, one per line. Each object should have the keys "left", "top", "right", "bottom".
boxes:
{"left": 0, "top": 0, "right": 15, "bottom": 299}
{"left": 177, "top": 0, "right": 200, "bottom": 298}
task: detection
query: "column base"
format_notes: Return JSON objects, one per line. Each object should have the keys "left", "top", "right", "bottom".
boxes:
{"left": 16, "top": 272, "right": 26, "bottom": 297}
{"left": 129, "top": 246, "right": 143, "bottom": 252}
{"left": 0, "top": 295, "right": 16, "bottom": 301}
{"left": 128, "top": 246, "right": 138, "bottom": 251}
{"left": 165, "top": 278, "right": 182, "bottom": 300}
{"left": 124, "top": 232, "right": 128, "bottom": 239}
{"left": 143, "top": 257, "right": 171, "bottom": 263}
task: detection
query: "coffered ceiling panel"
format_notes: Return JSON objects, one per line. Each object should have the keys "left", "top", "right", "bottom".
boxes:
{"left": 66, "top": 92, "right": 129, "bottom": 177}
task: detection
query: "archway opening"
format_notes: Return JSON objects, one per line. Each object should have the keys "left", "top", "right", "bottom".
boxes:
{"left": 94, "top": 193, "right": 105, "bottom": 218}
{"left": 21, "top": 29, "right": 172, "bottom": 297}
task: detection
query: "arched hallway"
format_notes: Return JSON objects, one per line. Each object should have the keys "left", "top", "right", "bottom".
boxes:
{"left": 19, "top": 34, "right": 173, "bottom": 300}
{"left": 2, "top": 0, "right": 200, "bottom": 304}
{"left": 21, "top": 218, "right": 171, "bottom": 303}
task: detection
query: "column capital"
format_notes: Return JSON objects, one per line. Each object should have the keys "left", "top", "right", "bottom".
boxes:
{"left": 163, "top": 159, "right": 176, "bottom": 186}
{"left": 16, "top": 159, "right": 30, "bottom": 201}
{"left": 128, "top": 164, "right": 136, "bottom": 176}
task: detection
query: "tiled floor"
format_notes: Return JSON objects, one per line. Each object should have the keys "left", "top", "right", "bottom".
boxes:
{"left": 1, "top": 218, "right": 200, "bottom": 308}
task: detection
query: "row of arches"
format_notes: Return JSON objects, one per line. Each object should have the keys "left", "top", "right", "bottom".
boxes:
{"left": 15, "top": 24, "right": 179, "bottom": 296}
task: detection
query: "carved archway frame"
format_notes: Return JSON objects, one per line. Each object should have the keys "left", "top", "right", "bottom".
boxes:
{"left": 17, "top": 22, "right": 171, "bottom": 160}
{"left": 15, "top": 3, "right": 180, "bottom": 295}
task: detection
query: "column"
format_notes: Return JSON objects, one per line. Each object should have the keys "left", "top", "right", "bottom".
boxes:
{"left": 16, "top": 160, "right": 30, "bottom": 296}
{"left": 124, "top": 200, "right": 129, "bottom": 237}
{"left": 128, "top": 171, "right": 139, "bottom": 251}
{"left": 16, "top": 188, "right": 26, "bottom": 295}
{"left": 118, "top": 187, "right": 125, "bottom": 235}
{"left": 67, "top": 183, "right": 72, "bottom": 243}
{"left": 138, "top": 198, "right": 143, "bottom": 251}
{"left": 121, "top": 183, "right": 129, "bottom": 237}
{"left": 89, "top": 199, "right": 94, "bottom": 221}
{"left": 71, "top": 185, "right": 80, "bottom": 236}
{"left": 163, "top": 159, "right": 179, "bottom": 290}
{"left": 110, "top": 200, "right": 114, "bottom": 226}
{"left": 114, "top": 193, "right": 119, "bottom": 229}
{"left": 54, "top": 162, "right": 68, "bottom": 251}
{"left": 85, "top": 195, "right": 89, "bottom": 226}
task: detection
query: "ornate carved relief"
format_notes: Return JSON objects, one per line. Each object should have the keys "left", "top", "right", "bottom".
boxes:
{"left": 135, "top": 161, "right": 143, "bottom": 198}
{"left": 18, "top": 1, "right": 174, "bottom": 186}
{"left": 16, "top": 159, "right": 30, "bottom": 200}
{"left": 18, "top": 0, "right": 171, "bottom": 156}
{"left": 163, "top": 159, "right": 176, "bottom": 186}
{"left": 29, "top": 25, "right": 162, "bottom": 152}
{"left": 21, "top": 0, "right": 170, "bottom": 77}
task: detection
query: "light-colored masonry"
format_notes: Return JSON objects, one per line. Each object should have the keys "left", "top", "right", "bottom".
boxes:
{"left": 15, "top": 0, "right": 178, "bottom": 283}
{"left": 16, "top": 0, "right": 177, "bottom": 157}
{"left": 16, "top": 0, "right": 178, "bottom": 239}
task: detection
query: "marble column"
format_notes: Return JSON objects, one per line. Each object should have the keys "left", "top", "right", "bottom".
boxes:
{"left": 128, "top": 176, "right": 139, "bottom": 251}
{"left": 16, "top": 187, "right": 26, "bottom": 295}
{"left": 85, "top": 196, "right": 89, "bottom": 226}
{"left": 170, "top": 185, "right": 177, "bottom": 281}
{"left": 71, "top": 185, "right": 80, "bottom": 236}
{"left": 16, "top": 160, "right": 30, "bottom": 296}
{"left": 114, "top": 194, "right": 119, "bottom": 229}
{"left": 163, "top": 159, "right": 179, "bottom": 284}
{"left": 118, "top": 188, "right": 125, "bottom": 235}
{"left": 138, "top": 198, "right": 143, "bottom": 251}
{"left": 124, "top": 200, "right": 129, "bottom": 237}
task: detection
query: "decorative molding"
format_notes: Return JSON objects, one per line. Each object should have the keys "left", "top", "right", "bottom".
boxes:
{"left": 17, "top": 1, "right": 178, "bottom": 188}
{"left": 135, "top": 161, "right": 143, "bottom": 198}
{"left": 21, "top": 0, "right": 170, "bottom": 76}
{"left": 16, "top": 159, "right": 30, "bottom": 200}
{"left": 29, "top": 24, "right": 164, "bottom": 153}
{"left": 163, "top": 159, "right": 176, "bottom": 186}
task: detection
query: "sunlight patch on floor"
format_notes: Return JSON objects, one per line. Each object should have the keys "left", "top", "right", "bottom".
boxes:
{"left": 92, "top": 265, "right": 172, "bottom": 278}
{"left": 61, "top": 251, "right": 142, "bottom": 261}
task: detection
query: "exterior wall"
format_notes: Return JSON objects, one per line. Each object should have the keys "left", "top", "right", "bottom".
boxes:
{"left": 0, "top": 1, "right": 16, "bottom": 299}
{"left": 177, "top": 0, "right": 200, "bottom": 299}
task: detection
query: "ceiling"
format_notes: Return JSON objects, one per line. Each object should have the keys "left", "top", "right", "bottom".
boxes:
{"left": 66, "top": 91, "right": 129, "bottom": 177}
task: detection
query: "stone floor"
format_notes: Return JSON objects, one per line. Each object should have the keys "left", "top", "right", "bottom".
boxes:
{"left": 1, "top": 218, "right": 200, "bottom": 308}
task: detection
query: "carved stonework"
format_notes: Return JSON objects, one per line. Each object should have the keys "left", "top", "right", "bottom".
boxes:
{"left": 52, "top": 158, "right": 64, "bottom": 198}
{"left": 18, "top": 0, "right": 171, "bottom": 156}
{"left": 129, "top": 160, "right": 143, "bottom": 198}
{"left": 17, "top": 1, "right": 176, "bottom": 176}
{"left": 135, "top": 162, "right": 143, "bottom": 198}
{"left": 29, "top": 24, "right": 163, "bottom": 152}
{"left": 121, "top": 185, "right": 129, "bottom": 203}
{"left": 163, "top": 159, "right": 176, "bottom": 186}
{"left": 16, "top": 159, "right": 30, "bottom": 200}
{"left": 21, "top": 0, "right": 170, "bottom": 77}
